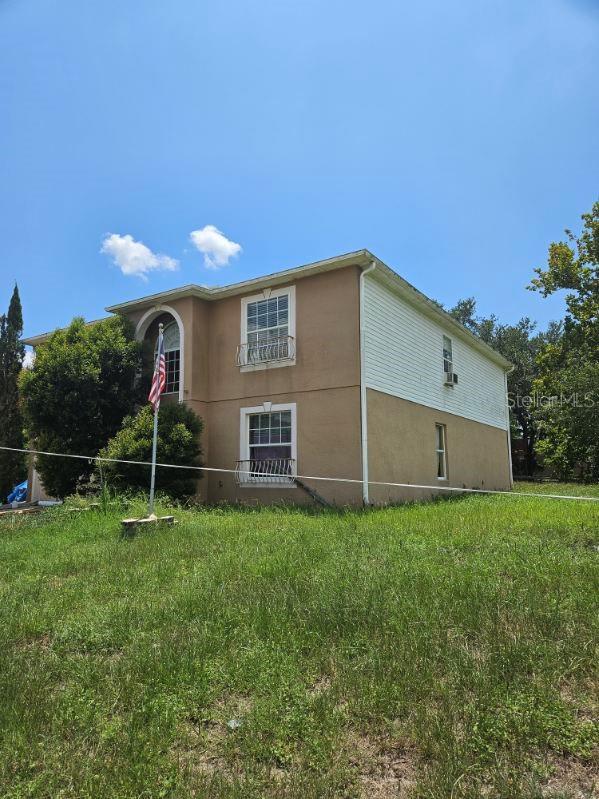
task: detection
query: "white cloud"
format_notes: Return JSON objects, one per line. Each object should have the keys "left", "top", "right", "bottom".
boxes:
{"left": 101, "top": 233, "right": 178, "bottom": 279}
{"left": 189, "top": 225, "right": 242, "bottom": 270}
{"left": 23, "top": 349, "right": 35, "bottom": 369}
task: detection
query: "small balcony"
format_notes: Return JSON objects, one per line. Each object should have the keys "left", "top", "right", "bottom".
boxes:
{"left": 235, "top": 458, "right": 296, "bottom": 486}
{"left": 236, "top": 336, "right": 295, "bottom": 368}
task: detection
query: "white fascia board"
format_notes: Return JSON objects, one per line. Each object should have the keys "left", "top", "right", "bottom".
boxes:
{"left": 105, "top": 250, "right": 371, "bottom": 314}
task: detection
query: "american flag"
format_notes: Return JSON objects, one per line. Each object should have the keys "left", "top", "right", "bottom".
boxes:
{"left": 148, "top": 331, "right": 166, "bottom": 411}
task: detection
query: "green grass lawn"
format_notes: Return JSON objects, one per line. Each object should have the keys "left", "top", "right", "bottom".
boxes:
{"left": 1, "top": 486, "right": 598, "bottom": 798}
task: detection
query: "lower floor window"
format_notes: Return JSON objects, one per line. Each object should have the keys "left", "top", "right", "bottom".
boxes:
{"left": 249, "top": 410, "right": 292, "bottom": 464}
{"left": 238, "top": 403, "right": 297, "bottom": 483}
{"left": 435, "top": 423, "right": 447, "bottom": 479}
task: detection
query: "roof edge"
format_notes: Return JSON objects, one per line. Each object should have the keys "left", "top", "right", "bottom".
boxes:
{"left": 22, "top": 317, "right": 109, "bottom": 347}
{"left": 368, "top": 257, "right": 513, "bottom": 371}
{"left": 24, "top": 249, "right": 512, "bottom": 370}
{"left": 105, "top": 250, "right": 371, "bottom": 313}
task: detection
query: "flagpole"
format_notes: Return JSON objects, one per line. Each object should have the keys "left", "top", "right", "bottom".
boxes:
{"left": 148, "top": 323, "right": 163, "bottom": 518}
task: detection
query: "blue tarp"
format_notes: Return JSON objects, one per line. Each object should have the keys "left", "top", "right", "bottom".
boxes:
{"left": 7, "top": 480, "right": 27, "bottom": 504}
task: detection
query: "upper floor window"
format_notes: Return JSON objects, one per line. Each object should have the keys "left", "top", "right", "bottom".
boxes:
{"left": 155, "top": 321, "right": 180, "bottom": 394}
{"left": 248, "top": 294, "right": 288, "bottom": 346}
{"left": 238, "top": 286, "right": 296, "bottom": 369}
{"left": 442, "top": 335, "right": 453, "bottom": 374}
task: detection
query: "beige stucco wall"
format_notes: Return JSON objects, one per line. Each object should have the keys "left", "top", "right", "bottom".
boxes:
{"left": 123, "top": 266, "right": 361, "bottom": 403}
{"left": 204, "top": 387, "right": 363, "bottom": 506}
{"left": 121, "top": 265, "right": 364, "bottom": 505}
{"left": 200, "top": 266, "right": 363, "bottom": 504}
{"left": 202, "top": 266, "right": 362, "bottom": 402}
{"left": 119, "top": 268, "right": 511, "bottom": 508}
{"left": 366, "top": 388, "right": 512, "bottom": 504}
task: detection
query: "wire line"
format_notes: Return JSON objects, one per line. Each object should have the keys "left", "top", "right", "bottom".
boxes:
{"left": 1, "top": 445, "right": 598, "bottom": 502}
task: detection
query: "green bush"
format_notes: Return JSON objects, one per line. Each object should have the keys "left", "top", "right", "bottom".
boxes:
{"left": 99, "top": 403, "right": 203, "bottom": 500}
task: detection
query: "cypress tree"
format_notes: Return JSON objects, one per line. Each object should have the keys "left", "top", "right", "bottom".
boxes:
{"left": 0, "top": 285, "right": 26, "bottom": 501}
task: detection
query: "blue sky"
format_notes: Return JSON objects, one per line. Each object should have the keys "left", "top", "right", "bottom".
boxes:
{"left": 1, "top": 0, "right": 597, "bottom": 339}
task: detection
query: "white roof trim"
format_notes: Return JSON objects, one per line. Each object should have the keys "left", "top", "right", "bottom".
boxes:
{"left": 104, "top": 250, "right": 370, "bottom": 312}
{"left": 23, "top": 249, "right": 513, "bottom": 369}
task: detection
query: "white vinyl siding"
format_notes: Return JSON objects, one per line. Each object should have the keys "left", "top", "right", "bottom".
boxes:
{"left": 364, "top": 276, "right": 508, "bottom": 430}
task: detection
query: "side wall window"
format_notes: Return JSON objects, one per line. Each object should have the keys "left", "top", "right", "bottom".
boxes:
{"left": 435, "top": 423, "right": 447, "bottom": 480}
{"left": 442, "top": 335, "right": 453, "bottom": 374}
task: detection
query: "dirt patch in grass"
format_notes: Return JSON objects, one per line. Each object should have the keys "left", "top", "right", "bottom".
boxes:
{"left": 540, "top": 755, "right": 598, "bottom": 798}
{"left": 308, "top": 675, "right": 332, "bottom": 697}
{"left": 172, "top": 695, "right": 254, "bottom": 783}
{"left": 16, "top": 632, "right": 52, "bottom": 651}
{"left": 559, "top": 683, "right": 598, "bottom": 725}
{"left": 346, "top": 730, "right": 417, "bottom": 799}
{"left": 175, "top": 717, "right": 231, "bottom": 780}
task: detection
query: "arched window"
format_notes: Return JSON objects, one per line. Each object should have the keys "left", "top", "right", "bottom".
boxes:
{"left": 155, "top": 321, "right": 180, "bottom": 394}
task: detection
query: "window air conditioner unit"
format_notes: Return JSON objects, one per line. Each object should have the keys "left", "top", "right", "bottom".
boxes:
{"left": 444, "top": 371, "right": 458, "bottom": 386}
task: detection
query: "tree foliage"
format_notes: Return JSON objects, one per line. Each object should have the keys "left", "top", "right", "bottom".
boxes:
{"left": 528, "top": 201, "right": 599, "bottom": 479}
{"left": 0, "top": 285, "right": 26, "bottom": 501}
{"left": 20, "top": 316, "right": 142, "bottom": 497}
{"left": 99, "top": 403, "right": 203, "bottom": 500}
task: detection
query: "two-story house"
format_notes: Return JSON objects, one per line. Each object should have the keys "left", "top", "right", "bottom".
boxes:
{"left": 24, "top": 250, "right": 513, "bottom": 505}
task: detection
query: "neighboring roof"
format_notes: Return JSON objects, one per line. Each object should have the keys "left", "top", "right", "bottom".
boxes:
{"left": 23, "top": 249, "right": 512, "bottom": 370}
{"left": 22, "top": 317, "right": 110, "bottom": 347}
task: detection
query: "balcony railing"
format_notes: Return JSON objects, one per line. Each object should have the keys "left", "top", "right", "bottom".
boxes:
{"left": 235, "top": 458, "right": 296, "bottom": 485}
{"left": 236, "top": 336, "right": 295, "bottom": 367}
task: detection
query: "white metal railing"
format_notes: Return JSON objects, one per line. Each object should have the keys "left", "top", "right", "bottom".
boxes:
{"left": 236, "top": 336, "right": 295, "bottom": 367}
{"left": 235, "top": 458, "right": 296, "bottom": 485}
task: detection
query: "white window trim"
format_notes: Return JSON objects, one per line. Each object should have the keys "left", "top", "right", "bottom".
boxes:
{"left": 435, "top": 423, "right": 448, "bottom": 481}
{"left": 155, "top": 321, "right": 181, "bottom": 396}
{"left": 135, "top": 304, "right": 185, "bottom": 402}
{"left": 442, "top": 334, "right": 453, "bottom": 375}
{"left": 238, "top": 402, "right": 297, "bottom": 488}
{"left": 239, "top": 285, "right": 296, "bottom": 372}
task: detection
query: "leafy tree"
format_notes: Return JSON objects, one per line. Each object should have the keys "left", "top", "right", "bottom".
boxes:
{"left": 99, "top": 403, "right": 203, "bottom": 500}
{"left": 0, "top": 285, "right": 26, "bottom": 501}
{"left": 530, "top": 201, "right": 599, "bottom": 338}
{"left": 446, "top": 297, "right": 481, "bottom": 333}
{"left": 20, "top": 316, "right": 142, "bottom": 497}
{"left": 528, "top": 201, "right": 599, "bottom": 479}
{"left": 491, "top": 319, "right": 561, "bottom": 476}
